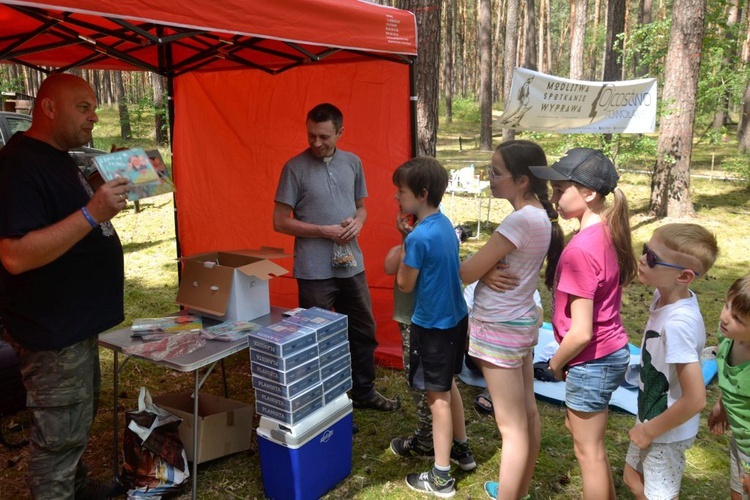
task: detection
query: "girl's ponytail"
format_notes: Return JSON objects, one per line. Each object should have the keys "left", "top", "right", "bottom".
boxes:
{"left": 605, "top": 188, "right": 637, "bottom": 286}
{"left": 536, "top": 187, "right": 564, "bottom": 289}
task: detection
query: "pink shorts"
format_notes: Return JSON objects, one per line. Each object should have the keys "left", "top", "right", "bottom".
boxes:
{"left": 468, "top": 306, "right": 540, "bottom": 369}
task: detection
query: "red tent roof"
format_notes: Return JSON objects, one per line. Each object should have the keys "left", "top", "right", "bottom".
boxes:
{"left": 0, "top": 0, "right": 417, "bottom": 74}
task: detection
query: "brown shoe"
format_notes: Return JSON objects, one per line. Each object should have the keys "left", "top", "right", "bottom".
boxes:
{"left": 352, "top": 391, "right": 400, "bottom": 411}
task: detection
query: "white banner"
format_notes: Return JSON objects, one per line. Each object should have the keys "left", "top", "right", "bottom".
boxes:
{"left": 497, "top": 68, "right": 657, "bottom": 134}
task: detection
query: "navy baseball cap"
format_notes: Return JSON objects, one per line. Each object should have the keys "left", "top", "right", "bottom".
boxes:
{"left": 529, "top": 148, "right": 619, "bottom": 195}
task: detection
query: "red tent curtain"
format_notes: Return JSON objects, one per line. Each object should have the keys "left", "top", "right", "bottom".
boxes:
{"left": 172, "top": 59, "right": 412, "bottom": 367}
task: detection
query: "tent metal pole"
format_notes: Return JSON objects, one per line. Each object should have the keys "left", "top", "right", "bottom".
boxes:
{"left": 409, "top": 56, "right": 418, "bottom": 158}
{"left": 157, "top": 27, "right": 182, "bottom": 283}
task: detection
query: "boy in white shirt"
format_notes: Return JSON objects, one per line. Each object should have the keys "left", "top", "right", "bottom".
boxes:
{"left": 624, "top": 223, "right": 718, "bottom": 500}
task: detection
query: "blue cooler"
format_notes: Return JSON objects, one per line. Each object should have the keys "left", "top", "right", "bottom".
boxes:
{"left": 256, "top": 394, "right": 353, "bottom": 500}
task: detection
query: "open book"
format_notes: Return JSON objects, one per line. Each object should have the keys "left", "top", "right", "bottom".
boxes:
{"left": 92, "top": 147, "right": 175, "bottom": 201}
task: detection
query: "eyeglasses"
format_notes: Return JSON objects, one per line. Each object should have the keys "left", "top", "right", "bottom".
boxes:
{"left": 642, "top": 244, "right": 700, "bottom": 276}
{"left": 485, "top": 165, "right": 512, "bottom": 180}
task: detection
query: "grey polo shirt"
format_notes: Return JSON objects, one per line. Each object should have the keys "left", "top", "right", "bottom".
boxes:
{"left": 274, "top": 148, "right": 367, "bottom": 279}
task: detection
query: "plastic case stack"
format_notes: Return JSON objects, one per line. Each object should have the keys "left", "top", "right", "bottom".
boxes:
{"left": 249, "top": 307, "right": 352, "bottom": 425}
{"left": 249, "top": 307, "right": 354, "bottom": 500}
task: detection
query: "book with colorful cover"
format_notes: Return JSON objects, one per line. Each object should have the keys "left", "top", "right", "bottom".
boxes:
{"left": 131, "top": 314, "right": 203, "bottom": 336}
{"left": 92, "top": 147, "right": 174, "bottom": 201}
{"left": 201, "top": 321, "right": 261, "bottom": 342}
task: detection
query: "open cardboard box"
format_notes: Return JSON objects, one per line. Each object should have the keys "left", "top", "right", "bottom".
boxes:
{"left": 152, "top": 392, "right": 253, "bottom": 464}
{"left": 176, "top": 247, "right": 289, "bottom": 321}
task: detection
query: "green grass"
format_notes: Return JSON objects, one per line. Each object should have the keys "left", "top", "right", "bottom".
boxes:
{"left": 1, "top": 103, "right": 748, "bottom": 499}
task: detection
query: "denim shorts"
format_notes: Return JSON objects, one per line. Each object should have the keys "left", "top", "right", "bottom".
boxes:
{"left": 565, "top": 346, "right": 629, "bottom": 413}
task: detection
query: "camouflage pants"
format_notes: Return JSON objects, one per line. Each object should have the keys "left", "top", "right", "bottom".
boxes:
{"left": 12, "top": 335, "right": 100, "bottom": 500}
{"left": 398, "top": 322, "right": 432, "bottom": 448}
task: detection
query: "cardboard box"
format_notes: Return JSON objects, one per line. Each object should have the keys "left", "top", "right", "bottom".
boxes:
{"left": 152, "top": 392, "right": 253, "bottom": 464}
{"left": 257, "top": 394, "right": 352, "bottom": 500}
{"left": 176, "top": 248, "right": 289, "bottom": 321}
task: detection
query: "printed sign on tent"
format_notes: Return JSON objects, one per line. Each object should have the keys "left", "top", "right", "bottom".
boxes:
{"left": 497, "top": 68, "right": 657, "bottom": 134}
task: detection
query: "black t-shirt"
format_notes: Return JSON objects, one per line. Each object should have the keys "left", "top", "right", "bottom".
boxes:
{"left": 0, "top": 134, "right": 124, "bottom": 350}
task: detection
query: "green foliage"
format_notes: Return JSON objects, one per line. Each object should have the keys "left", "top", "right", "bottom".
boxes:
{"left": 721, "top": 153, "right": 750, "bottom": 178}
{"left": 620, "top": 19, "right": 671, "bottom": 80}
{"left": 694, "top": 1, "right": 750, "bottom": 124}
{"left": 448, "top": 96, "right": 481, "bottom": 123}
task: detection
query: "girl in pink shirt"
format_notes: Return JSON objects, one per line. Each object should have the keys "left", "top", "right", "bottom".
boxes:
{"left": 530, "top": 148, "right": 637, "bottom": 500}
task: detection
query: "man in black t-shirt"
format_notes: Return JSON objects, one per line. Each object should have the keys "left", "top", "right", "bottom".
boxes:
{"left": 0, "top": 74, "right": 130, "bottom": 499}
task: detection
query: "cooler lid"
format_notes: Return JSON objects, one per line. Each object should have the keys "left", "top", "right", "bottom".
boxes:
{"left": 256, "top": 394, "right": 352, "bottom": 446}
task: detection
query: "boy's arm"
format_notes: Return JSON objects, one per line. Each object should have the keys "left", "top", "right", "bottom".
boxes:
{"left": 548, "top": 296, "right": 593, "bottom": 380}
{"left": 384, "top": 245, "right": 402, "bottom": 276}
{"left": 707, "top": 392, "right": 730, "bottom": 435}
{"left": 396, "top": 259, "right": 419, "bottom": 293}
{"left": 629, "top": 361, "right": 706, "bottom": 449}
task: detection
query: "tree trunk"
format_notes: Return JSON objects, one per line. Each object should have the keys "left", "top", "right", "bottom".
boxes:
{"left": 114, "top": 71, "right": 132, "bottom": 141}
{"left": 711, "top": 0, "right": 741, "bottom": 131}
{"left": 153, "top": 73, "right": 168, "bottom": 145}
{"left": 444, "top": 0, "right": 454, "bottom": 123}
{"left": 398, "top": 0, "right": 442, "bottom": 157}
{"left": 103, "top": 70, "right": 113, "bottom": 106}
{"left": 502, "top": 0, "right": 520, "bottom": 142}
{"left": 739, "top": 82, "right": 750, "bottom": 152}
{"left": 739, "top": 0, "right": 750, "bottom": 152}
{"left": 569, "top": 0, "right": 587, "bottom": 79}
{"left": 92, "top": 70, "right": 101, "bottom": 105}
{"left": 603, "top": 0, "right": 625, "bottom": 82}
{"left": 635, "top": 0, "right": 655, "bottom": 76}
{"left": 478, "top": 0, "right": 493, "bottom": 150}
{"left": 524, "top": 0, "right": 538, "bottom": 71}
{"left": 650, "top": 0, "right": 706, "bottom": 218}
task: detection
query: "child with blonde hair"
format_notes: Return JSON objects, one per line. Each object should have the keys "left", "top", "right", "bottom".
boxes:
{"left": 530, "top": 148, "right": 637, "bottom": 499}
{"left": 623, "top": 223, "right": 718, "bottom": 500}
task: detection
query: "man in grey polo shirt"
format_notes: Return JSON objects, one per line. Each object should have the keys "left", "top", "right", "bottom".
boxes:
{"left": 273, "top": 103, "right": 399, "bottom": 412}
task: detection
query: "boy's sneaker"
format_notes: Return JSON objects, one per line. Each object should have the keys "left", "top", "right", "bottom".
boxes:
{"left": 405, "top": 469, "right": 455, "bottom": 498}
{"left": 390, "top": 435, "right": 434, "bottom": 458}
{"left": 450, "top": 440, "right": 476, "bottom": 471}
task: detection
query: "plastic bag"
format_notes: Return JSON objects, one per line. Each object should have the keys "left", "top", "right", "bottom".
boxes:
{"left": 120, "top": 387, "right": 189, "bottom": 498}
{"left": 332, "top": 243, "right": 357, "bottom": 268}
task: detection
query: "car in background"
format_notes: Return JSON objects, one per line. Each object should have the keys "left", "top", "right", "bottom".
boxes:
{"left": 0, "top": 111, "right": 106, "bottom": 183}
{"left": 0, "top": 111, "right": 32, "bottom": 148}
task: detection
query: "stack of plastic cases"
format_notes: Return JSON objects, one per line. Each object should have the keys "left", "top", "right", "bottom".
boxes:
{"left": 249, "top": 308, "right": 352, "bottom": 425}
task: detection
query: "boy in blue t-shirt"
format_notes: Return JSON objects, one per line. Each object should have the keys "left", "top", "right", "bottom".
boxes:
{"left": 392, "top": 157, "right": 473, "bottom": 497}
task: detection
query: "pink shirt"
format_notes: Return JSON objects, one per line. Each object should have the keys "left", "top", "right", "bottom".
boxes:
{"left": 551, "top": 222, "right": 628, "bottom": 365}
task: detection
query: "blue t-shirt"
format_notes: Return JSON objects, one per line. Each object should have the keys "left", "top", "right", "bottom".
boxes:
{"left": 403, "top": 212, "right": 466, "bottom": 329}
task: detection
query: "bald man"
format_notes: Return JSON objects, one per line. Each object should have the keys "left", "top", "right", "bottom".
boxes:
{"left": 0, "top": 74, "right": 129, "bottom": 499}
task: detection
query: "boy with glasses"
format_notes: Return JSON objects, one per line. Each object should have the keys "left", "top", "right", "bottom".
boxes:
{"left": 624, "top": 223, "right": 718, "bottom": 500}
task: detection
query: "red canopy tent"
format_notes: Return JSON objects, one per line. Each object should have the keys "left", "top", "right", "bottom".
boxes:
{"left": 0, "top": 0, "right": 418, "bottom": 367}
